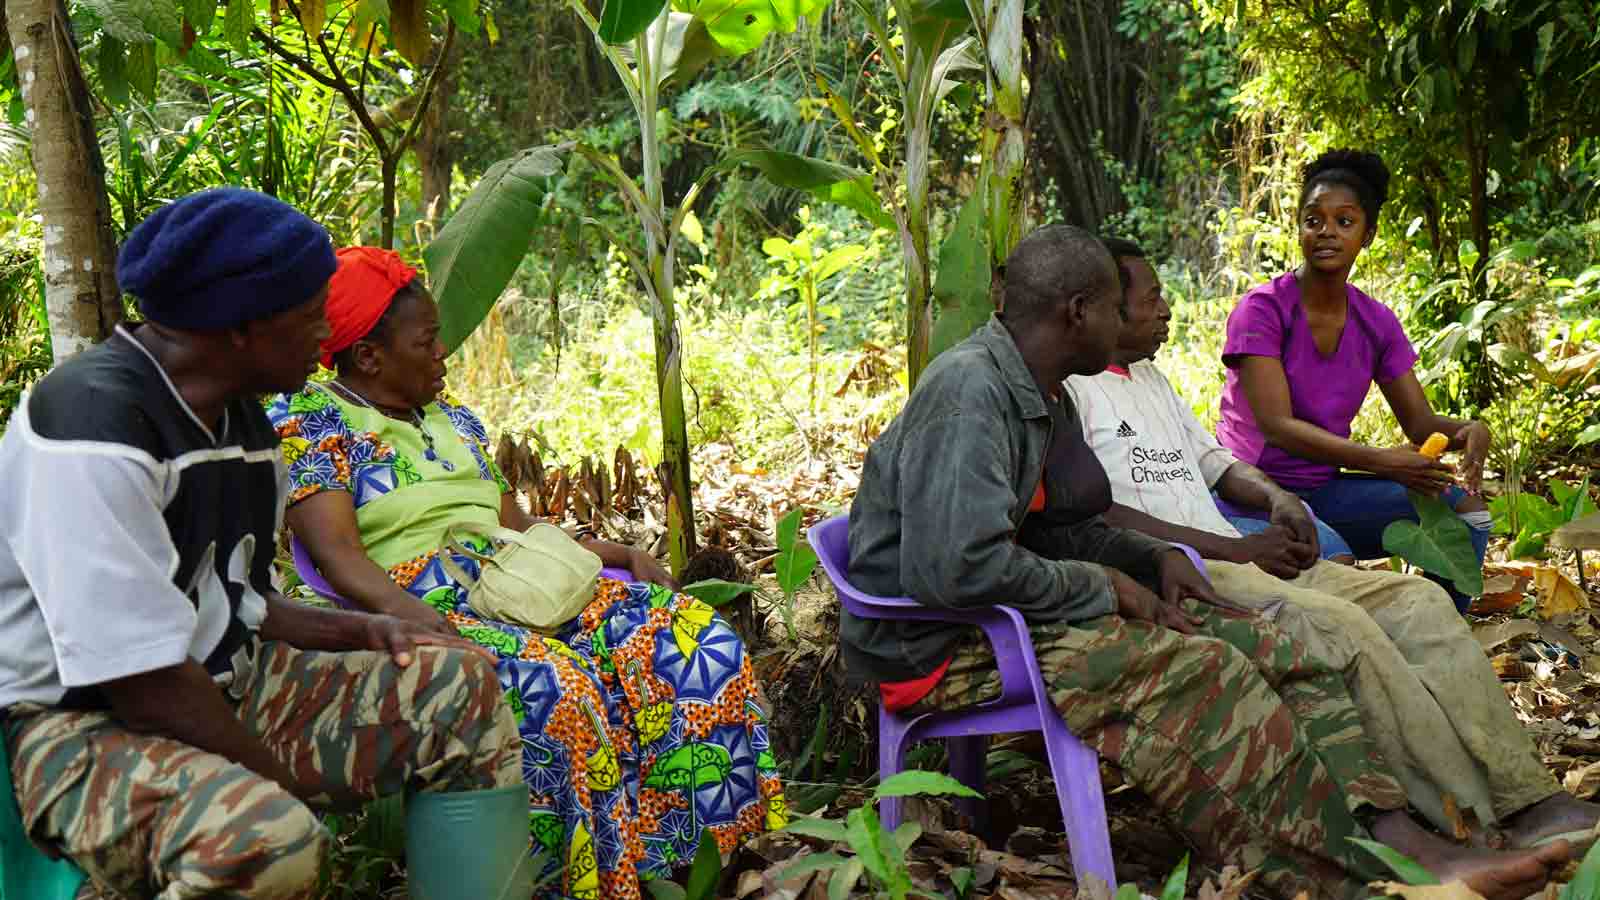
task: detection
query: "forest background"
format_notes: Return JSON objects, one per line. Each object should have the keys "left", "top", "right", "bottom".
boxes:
{"left": 4, "top": 0, "right": 1600, "bottom": 893}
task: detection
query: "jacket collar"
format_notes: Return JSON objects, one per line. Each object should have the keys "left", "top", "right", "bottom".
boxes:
{"left": 973, "top": 315, "right": 1049, "bottom": 421}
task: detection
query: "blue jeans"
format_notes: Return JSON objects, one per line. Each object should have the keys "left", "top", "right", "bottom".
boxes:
{"left": 1295, "top": 475, "right": 1489, "bottom": 610}
{"left": 1226, "top": 512, "right": 1355, "bottom": 560}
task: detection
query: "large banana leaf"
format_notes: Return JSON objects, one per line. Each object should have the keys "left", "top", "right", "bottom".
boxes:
{"left": 720, "top": 150, "right": 893, "bottom": 229}
{"left": 673, "top": 0, "right": 828, "bottom": 54}
{"left": 928, "top": 187, "right": 992, "bottom": 358}
{"left": 426, "top": 146, "right": 565, "bottom": 352}
{"left": 599, "top": 0, "right": 671, "bottom": 44}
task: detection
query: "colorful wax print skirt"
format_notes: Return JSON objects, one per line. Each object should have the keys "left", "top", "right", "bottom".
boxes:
{"left": 389, "top": 553, "right": 786, "bottom": 900}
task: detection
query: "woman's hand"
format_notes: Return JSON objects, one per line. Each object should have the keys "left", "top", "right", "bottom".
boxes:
{"left": 1454, "top": 421, "right": 1492, "bottom": 495}
{"left": 627, "top": 548, "right": 679, "bottom": 589}
{"left": 1369, "top": 447, "right": 1456, "bottom": 496}
{"left": 360, "top": 614, "right": 494, "bottom": 667}
{"left": 1156, "top": 549, "right": 1255, "bottom": 618}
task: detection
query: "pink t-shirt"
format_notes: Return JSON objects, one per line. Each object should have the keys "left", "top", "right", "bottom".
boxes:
{"left": 1216, "top": 272, "right": 1418, "bottom": 489}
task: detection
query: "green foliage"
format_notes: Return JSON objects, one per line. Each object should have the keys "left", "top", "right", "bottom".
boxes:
{"left": 600, "top": 0, "right": 670, "bottom": 44}
{"left": 1382, "top": 493, "right": 1485, "bottom": 598}
{"left": 928, "top": 188, "right": 992, "bottom": 358}
{"left": 426, "top": 146, "right": 565, "bottom": 352}
{"left": 871, "top": 770, "right": 981, "bottom": 799}
{"left": 1159, "top": 853, "right": 1190, "bottom": 900}
{"left": 1565, "top": 838, "right": 1600, "bottom": 900}
{"left": 1347, "top": 837, "right": 1440, "bottom": 885}
{"left": 774, "top": 773, "right": 974, "bottom": 900}
{"left": 773, "top": 506, "right": 819, "bottom": 641}
{"left": 679, "top": 578, "right": 757, "bottom": 607}
{"left": 721, "top": 150, "right": 892, "bottom": 230}
{"left": 759, "top": 206, "right": 870, "bottom": 411}
{"left": 1491, "top": 476, "right": 1598, "bottom": 559}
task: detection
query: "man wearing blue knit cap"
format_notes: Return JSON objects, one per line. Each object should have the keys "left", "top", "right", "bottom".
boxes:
{"left": 0, "top": 188, "right": 523, "bottom": 899}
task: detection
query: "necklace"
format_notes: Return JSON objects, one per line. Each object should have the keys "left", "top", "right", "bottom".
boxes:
{"left": 327, "top": 380, "right": 455, "bottom": 472}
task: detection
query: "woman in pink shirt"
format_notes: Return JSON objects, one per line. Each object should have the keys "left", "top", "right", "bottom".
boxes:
{"left": 1215, "top": 150, "right": 1492, "bottom": 609}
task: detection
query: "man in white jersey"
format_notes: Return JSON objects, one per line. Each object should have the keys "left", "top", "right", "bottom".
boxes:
{"left": 1061, "top": 236, "right": 1599, "bottom": 849}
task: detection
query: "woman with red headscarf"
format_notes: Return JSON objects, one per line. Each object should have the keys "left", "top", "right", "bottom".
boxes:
{"left": 267, "top": 248, "right": 786, "bottom": 899}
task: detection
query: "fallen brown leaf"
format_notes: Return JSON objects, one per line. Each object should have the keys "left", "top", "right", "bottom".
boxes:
{"left": 1534, "top": 566, "right": 1590, "bottom": 619}
{"left": 1473, "top": 618, "right": 1539, "bottom": 651}
{"left": 1472, "top": 573, "right": 1529, "bottom": 614}
{"left": 1371, "top": 880, "right": 1487, "bottom": 899}
{"left": 1197, "top": 866, "right": 1261, "bottom": 900}
{"left": 1564, "top": 759, "right": 1600, "bottom": 799}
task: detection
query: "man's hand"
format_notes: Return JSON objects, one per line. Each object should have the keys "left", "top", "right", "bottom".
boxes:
{"left": 1267, "top": 494, "right": 1320, "bottom": 563}
{"left": 1107, "top": 567, "right": 1200, "bottom": 635}
{"left": 1156, "top": 549, "right": 1255, "bottom": 618}
{"left": 376, "top": 597, "right": 460, "bottom": 637}
{"left": 358, "top": 615, "right": 497, "bottom": 667}
{"left": 1228, "top": 525, "right": 1315, "bottom": 580}
{"left": 1454, "top": 420, "right": 1492, "bottom": 495}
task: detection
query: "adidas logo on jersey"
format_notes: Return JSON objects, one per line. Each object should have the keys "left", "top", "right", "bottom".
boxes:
{"left": 1115, "top": 421, "right": 1137, "bottom": 438}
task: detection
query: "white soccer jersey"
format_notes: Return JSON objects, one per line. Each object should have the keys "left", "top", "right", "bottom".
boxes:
{"left": 1064, "top": 362, "right": 1242, "bottom": 539}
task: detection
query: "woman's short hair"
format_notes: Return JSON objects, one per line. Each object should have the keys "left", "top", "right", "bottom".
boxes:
{"left": 1300, "top": 149, "right": 1391, "bottom": 227}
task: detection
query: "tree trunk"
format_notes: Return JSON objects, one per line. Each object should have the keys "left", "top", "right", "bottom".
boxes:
{"left": 415, "top": 41, "right": 457, "bottom": 225}
{"left": 1462, "top": 111, "right": 1490, "bottom": 292}
{"left": 6, "top": 0, "right": 121, "bottom": 361}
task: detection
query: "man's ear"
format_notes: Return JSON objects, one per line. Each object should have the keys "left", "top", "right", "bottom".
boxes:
{"left": 1062, "top": 291, "right": 1090, "bottom": 329}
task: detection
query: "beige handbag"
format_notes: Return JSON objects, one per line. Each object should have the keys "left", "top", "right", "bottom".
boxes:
{"left": 438, "top": 523, "right": 602, "bottom": 633}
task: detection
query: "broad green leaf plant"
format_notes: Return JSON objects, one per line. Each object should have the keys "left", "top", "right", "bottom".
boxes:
{"left": 1382, "top": 493, "right": 1484, "bottom": 597}
{"left": 777, "top": 770, "right": 980, "bottom": 900}
{"left": 759, "top": 207, "right": 869, "bottom": 413}
{"left": 773, "top": 506, "right": 819, "bottom": 641}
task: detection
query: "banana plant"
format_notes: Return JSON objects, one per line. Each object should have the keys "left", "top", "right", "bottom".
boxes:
{"left": 964, "top": 0, "right": 1025, "bottom": 266}
{"left": 430, "top": 0, "right": 888, "bottom": 577}
{"left": 854, "top": 0, "right": 979, "bottom": 386}
{"left": 841, "top": 0, "right": 1025, "bottom": 385}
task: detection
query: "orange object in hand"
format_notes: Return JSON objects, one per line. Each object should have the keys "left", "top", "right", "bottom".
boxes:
{"left": 1418, "top": 432, "right": 1450, "bottom": 460}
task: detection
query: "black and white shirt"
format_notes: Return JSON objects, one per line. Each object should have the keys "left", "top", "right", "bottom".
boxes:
{"left": 0, "top": 325, "right": 283, "bottom": 710}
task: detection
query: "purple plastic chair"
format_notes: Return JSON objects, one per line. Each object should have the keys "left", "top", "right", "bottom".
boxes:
{"left": 289, "top": 535, "right": 634, "bottom": 609}
{"left": 808, "top": 515, "right": 1210, "bottom": 892}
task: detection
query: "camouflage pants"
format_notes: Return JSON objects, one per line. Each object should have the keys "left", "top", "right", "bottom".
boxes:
{"left": 916, "top": 602, "right": 1407, "bottom": 900}
{"left": 3, "top": 640, "right": 521, "bottom": 900}
{"left": 1208, "top": 559, "right": 1558, "bottom": 831}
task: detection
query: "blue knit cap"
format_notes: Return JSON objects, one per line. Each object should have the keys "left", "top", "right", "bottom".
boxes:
{"left": 116, "top": 187, "right": 338, "bottom": 331}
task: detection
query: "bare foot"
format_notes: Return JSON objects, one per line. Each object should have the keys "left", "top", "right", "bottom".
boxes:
{"left": 1371, "top": 812, "right": 1568, "bottom": 900}
{"left": 1503, "top": 793, "right": 1600, "bottom": 849}
{"left": 1427, "top": 841, "right": 1568, "bottom": 900}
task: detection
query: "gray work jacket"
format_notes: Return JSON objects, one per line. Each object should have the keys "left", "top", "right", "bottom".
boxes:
{"left": 842, "top": 316, "right": 1171, "bottom": 682}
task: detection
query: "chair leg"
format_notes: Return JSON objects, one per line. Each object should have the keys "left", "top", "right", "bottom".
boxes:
{"left": 877, "top": 707, "right": 912, "bottom": 831}
{"left": 945, "top": 734, "right": 988, "bottom": 829}
{"left": 1041, "top": 714, "right": 1117, "bottom": 891}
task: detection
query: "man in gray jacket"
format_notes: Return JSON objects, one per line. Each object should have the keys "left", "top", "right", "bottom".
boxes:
{"left": 842, "top": 224, "right": 1565, "bottom": 899}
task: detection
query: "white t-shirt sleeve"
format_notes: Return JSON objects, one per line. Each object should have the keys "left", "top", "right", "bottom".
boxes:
{"left": 3, "top": 445, "right": 198, "bottom": 688}
{"left": 1153, "top": 368, "right": 1238, "bottom": 487}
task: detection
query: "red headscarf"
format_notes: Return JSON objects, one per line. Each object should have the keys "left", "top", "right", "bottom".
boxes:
{"left": 320, "top": 246, "right": 418, "bottom": 368}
